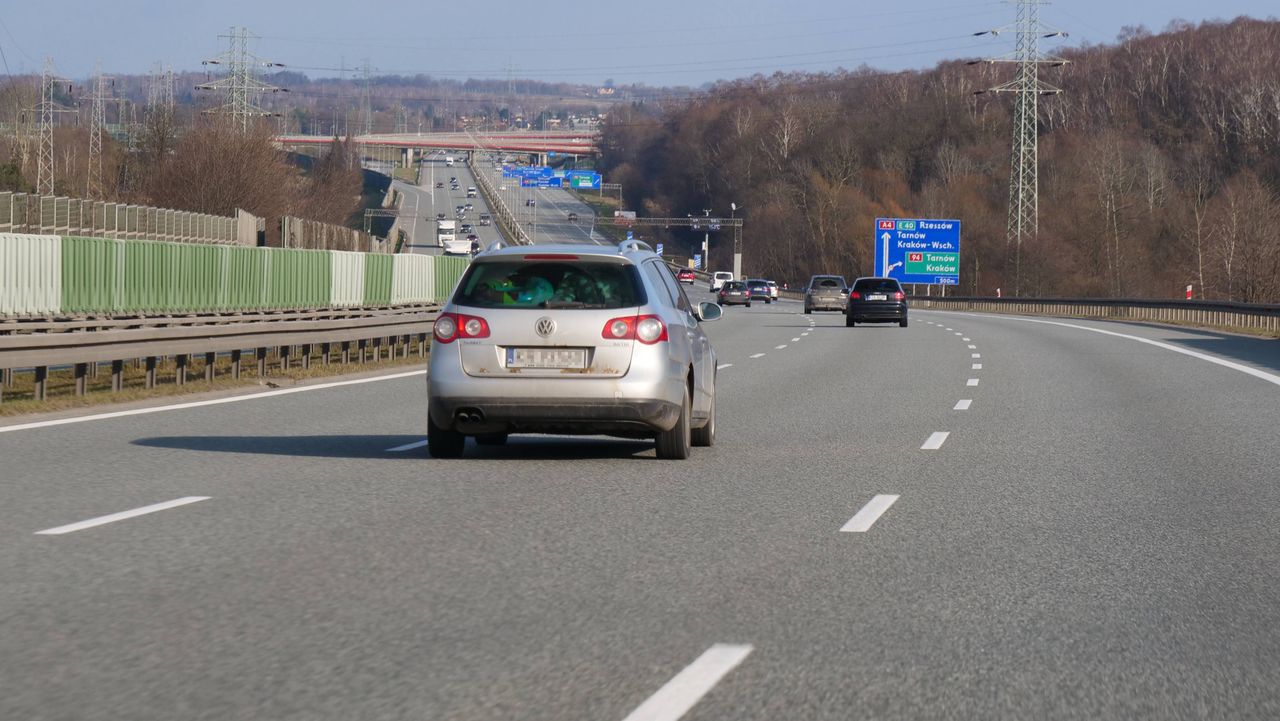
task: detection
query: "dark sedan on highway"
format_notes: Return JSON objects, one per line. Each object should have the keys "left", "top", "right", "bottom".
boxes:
{"left": 746, "top": 279, "right": 773, "bottom": 304}
{"left": 846, "top": 277, "right": 908, "bottom": 327}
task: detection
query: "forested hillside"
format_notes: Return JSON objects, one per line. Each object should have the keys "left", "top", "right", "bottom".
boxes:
{"left": 600, "top": 18, "right": 1280, "bottom": 301}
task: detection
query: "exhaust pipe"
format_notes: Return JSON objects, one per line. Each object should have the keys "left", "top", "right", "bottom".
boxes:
{"left": 455, "top": 408, "right": 485, "bottom": 424}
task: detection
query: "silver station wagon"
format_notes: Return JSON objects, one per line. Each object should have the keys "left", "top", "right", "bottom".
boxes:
{"left": 427, "top": 240, "right": 723, "bottom": 459}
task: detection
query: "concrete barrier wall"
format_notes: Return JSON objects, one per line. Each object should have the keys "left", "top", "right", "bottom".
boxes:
{"left": 0, "top": 233, "right": 61, "bottom": 316}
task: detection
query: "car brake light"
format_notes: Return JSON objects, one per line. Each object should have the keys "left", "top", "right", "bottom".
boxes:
{"left": 894, "top": 291, "right": 905, "bottom": 300}
{"left": 434, "top": 312, "right": 489, "bottom": 344}
{"left": 523, "top": 254, "right": 580, "bottom": 260}
{"left": 848, "top": 291, "right": 861, "bottom": 300}
{"left": 602, "top": 314, "right": 668, "bottom": 344}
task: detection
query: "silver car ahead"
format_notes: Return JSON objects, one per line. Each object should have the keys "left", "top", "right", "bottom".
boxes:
{"left": 428, "top": 240, "right": 723, "bottom": 460}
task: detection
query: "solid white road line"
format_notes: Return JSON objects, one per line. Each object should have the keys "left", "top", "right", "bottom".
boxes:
{"left": 775, "top": 345, "right": 788, "bottom": 350}
{"left": 717, "top": 363, "right": 733, "bottom": 370}
{"left": 921, "top": 431, "right": 950, "bottom": 450}
{"left": 36, "top": 496, "right": 211, "bottom": 535}
{"left": 0, "top": 370, "right": 428, "bottom": 434}
{"left": 954, "top": 399, "right": 973, "bottom": 410}
{"left": 952, "top": 312, "right": 1280, "bottom": 389}
{"left": 840, "top": 495, "right": 900, "bottom": 533}
{"left": 972, "top": 363, "right": 983, "bottom": 370}
{"left": 621, "top": 644, "right": 753, "bottom": 721}
{"left": 387, "top": 439, "right": 430, "bottom": 452}
{"left": 967, "top": 378, "right": 980, "bottom": 386}
{"left": 750, "top": 353, "right": 766, "bottom": 359}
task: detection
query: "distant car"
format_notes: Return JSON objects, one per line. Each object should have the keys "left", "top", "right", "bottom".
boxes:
{"left": 766, "top": 280, "right": 779, "bottom": 300}
{"left": 465, "top": 203, "right": 474, "bottom": 211}
{"left": 525, "top": 198, "right": 537, "bottom": 207}
{"left": 479, "top": 215, "right": 492, "bottom": 226}
{"left": 435, "top": 182, "right": 444, "bottom": 189}
{"left": 846, "top": 277, "right": 908, "bottom": 327}
{"left": 460, "top": 224, "right": 474, "bottom": 234}
{"left": 467, "top": 187, "right": 478, "bottom": 198}
{"left": 677, "top": 269, "right": 696, "bottom": 285}
{"left": 804, "top": 275, "right": 848, "bottom": 314}
{"left": 709, "top": 271, "right": 734, "bottom": 292}
{"left": 436, "top": 213, "right": 446, "bottom": 221}
{"left": 567, "top": 212, "right": 579, "bottom": 222}
{"left": 466, "top": 233, "right": 479, "bottom": 242}
{"left": 746, "top": 279, "right": 772, "bottom": 304}
{"left": 717, "top": 280, "right": 751, "bottom": 307}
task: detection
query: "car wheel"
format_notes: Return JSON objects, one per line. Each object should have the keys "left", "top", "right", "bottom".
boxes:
{"left": 900, "top": 316, "right": 909, "bottom": 328}
{"left": 692, "top": 384, "right": 715, "bottom": 447}
{"left": 846, "top": 314, "right": 855, "bottom": 327}
{"left": 427, "top": 414, "right": 465, "bottom": 458}
{"left": 804, "top": 308, "right": 812, "bottom": 315}
{"left": 475, "top": 432, "right": 508, "bottom": 446}
{"left": 745, "top": 302, "right": 752, "bottom": 308}
{"left": 656, "top": 385, "right": 691, "bottom": 460}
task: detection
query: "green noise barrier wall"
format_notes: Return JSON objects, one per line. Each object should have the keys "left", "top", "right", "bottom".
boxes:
{"left": 1, "top": 234, "right": 469, "bottom": 317}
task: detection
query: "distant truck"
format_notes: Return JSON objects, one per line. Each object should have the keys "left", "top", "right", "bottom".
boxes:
{"left": 438, "top": 219, "right": 469, "bottom": 254}
{"left": 445, "top": 156, "right": 456, "bottom": 167}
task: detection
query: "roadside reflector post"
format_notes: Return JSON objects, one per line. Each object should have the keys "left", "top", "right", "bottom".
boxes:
{"left": 175, "top": 354, "right": 187, "bottom": 386}
{"left": 144, "top": 357, "right": 157, "bottom": 389}
{"left": 74, "top": 363, "right": 88, "bottom": 396}
{"left": 111, "top": 360, "right": 123, "bottom": 392}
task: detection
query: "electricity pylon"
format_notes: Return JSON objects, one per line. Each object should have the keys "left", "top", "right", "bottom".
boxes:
{"left": 87, "top": 62, "right": 112, "bottom": 199}
{"left": 973, "top": 0, "right": 1068, "bottom": 294}
{"left": 195, "top": 27, "right": 288, "bottom": 132}
{"left": 34, "top": 58, "right": 76, "bottom": 196}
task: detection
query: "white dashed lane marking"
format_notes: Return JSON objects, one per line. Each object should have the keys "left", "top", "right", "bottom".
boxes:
{"left": 775, "top": 345, "right": 788, "bottom": 350}
{"left": 968, "top": 345, "right": 977, "bottom": 349}
{"left": 967, "top": 378, "right": 980, "bottom": 386}
{"left": 841, "top": 495, "right": 901, "bottom": 533}
{"left": 717, "top": 363, "right": 733, "bottom": 370}
{"left": 750, "top": 353, "right": 766, "bottom": 359}
{"left": 621, "top": 644, "right": 754, "bottom": 721}
{"left": 792, "top": 338, "right": 801, "bottom": 342}
{"left": 972, "top": 353, "right": 981, "bottom": 359}
{"left": 35, "top": 497, "right": 211, "bottom": 535}
{"left": 387, "top": 439, "right": 429, "bottom": 452}
{"left": 954, "top": 399, "right": 973, "bottom": 410}
{"left": 972, "top": 364, "right": 983, "bottom": 370}
{"left": 921, "top": 431, "right": 950, "bottom": 450}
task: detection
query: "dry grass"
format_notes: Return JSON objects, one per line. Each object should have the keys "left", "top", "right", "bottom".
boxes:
{"left": 0, "top": 345, "right": 430, "bottom": 417}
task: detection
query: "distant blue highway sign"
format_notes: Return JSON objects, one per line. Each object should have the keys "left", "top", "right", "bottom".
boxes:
{"left": 873, "top": 218, "right": 961, "bottom": 285}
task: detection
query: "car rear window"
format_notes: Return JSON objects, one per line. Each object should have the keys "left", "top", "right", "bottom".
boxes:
{"left": 853, "top": 278, "right": 903, "bottom": 293}
{"left": 455, "top": 260, "right": 645, "bottom": 309}
{"left": 813, "top": 277, "right": 844, "bottom": 288}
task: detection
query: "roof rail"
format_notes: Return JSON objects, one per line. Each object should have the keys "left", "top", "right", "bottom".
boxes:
{"left": 484, "top": 240, "right": 508, "bottom": 253}
{"left": 617, "top": 239, "right": 654, "bottom": 254}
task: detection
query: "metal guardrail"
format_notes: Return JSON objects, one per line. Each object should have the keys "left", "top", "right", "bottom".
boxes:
{"left": 0, "top": 307, "right": 439, "bottom": 403}
{"left": 467, "top": 144, "right": 532, "bottom": 246}
{"left": 908, "top": 296, "right": 1280, "bottom": 334}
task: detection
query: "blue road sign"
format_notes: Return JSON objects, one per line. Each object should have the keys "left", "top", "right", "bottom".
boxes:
{"left": 693, "top": 253, "right": 703, "bottom": 269}
{"left": 873, "top": 218, "right": 961, "bottom": 285}
{"left": 656, "top": 243, "right": 664, "bottom": 255}
{"left": 626, "top": 230, "right": 634, "bottom": 240}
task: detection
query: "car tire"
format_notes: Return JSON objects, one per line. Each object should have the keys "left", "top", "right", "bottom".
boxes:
{"left": 656, "top": 386, "right": 692, "bottom": 460}
{"left": 900, "top": 316, "right": 909, "bottom": 328}
{"left": 804, "top": 308, "right": 812, "bottom": 315}
{"left": 475, "top": 433, "right": 509, "bottom": 446}
{"left": 745, "top": 302, "right": 752, "bottom": 308}
{"left": 691, "top": 384, "right": 715, "bottom": 448}
{"left": 428, "top": 415, "right": 465, "bottom": 458}
{"left": 846, "top": 314, "right": 855, "bottom": 327}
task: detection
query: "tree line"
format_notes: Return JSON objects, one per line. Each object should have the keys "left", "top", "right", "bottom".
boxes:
{"left": 599, "top": 18, "right": 1280, "bottom": 302}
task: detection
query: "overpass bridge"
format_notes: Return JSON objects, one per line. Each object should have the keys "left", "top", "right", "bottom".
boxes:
{"left": 276, "top": 130, "right": 599, "bottom": 165}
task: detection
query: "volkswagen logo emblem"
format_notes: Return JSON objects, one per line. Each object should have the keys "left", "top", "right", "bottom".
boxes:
{"left": 535, "top": 317, "right": 556, "bottom": 337}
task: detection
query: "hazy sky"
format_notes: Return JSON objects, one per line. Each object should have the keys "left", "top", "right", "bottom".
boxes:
{"left": 2, "top": 1, "right": 1275, "bottom": 86}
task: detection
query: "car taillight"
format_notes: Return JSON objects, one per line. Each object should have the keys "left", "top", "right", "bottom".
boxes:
{"left": 894, "top": 291, "right": 905, "bottom": 300}
{"left": 601, "top": 314, "right": 668, "bottom": 344}
{"left": 848, "top": 291, "right": 861, "bottom": 300}
{"left": 434, "top": 312, "right": 489, "bottom": 344}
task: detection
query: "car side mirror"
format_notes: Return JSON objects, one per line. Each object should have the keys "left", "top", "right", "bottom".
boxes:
{"left": 696, "top": 302, "right": 723, "bottom": 322}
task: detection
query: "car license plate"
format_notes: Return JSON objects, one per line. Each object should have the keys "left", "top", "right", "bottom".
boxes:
{"left": 868, "top": 294, "right": 888, "bottom": 301}
{"left": 506, "top": 347, "right": 587, "bottom": 369}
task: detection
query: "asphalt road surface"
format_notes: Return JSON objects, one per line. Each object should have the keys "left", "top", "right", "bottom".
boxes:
{"left": 474, "top": 157, "right": 605, "bottom": 245}
{"left": 394, "top": 152, "right": 506, "bottom": 253}
{"left": 2, "top": 300, "right": 1278, "bottom": 720}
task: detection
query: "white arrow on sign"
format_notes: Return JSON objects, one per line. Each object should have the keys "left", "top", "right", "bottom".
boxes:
{"left": 888, "top": 261, "right": 903, "bottom": 273}
{"left": 881, "top": 232, "right": 892, "bottom": 275}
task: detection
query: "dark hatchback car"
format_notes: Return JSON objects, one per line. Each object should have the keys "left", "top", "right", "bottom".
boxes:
{"left": 717, "top": 280, "right": 751, "bottom": 307}
{"left": 846, "top": 277, "right": 908, "bottom": 327}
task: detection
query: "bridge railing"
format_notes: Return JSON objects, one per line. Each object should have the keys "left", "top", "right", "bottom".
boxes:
{"left": 468, "top": 154, "right": 532, "bottom": 246}
{"left": 910, "top": 295, "right": 1280, "bottom": 335}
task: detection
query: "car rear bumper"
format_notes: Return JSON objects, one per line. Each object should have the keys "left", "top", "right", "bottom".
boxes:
{"left": 848, "top": 302, "right": 907, "bottom": 320}
{"left": 430, "top": 396, "right": 681, "bottom": 436}
{"left": 806, "top": 297, "right": 846, "bottom": 310}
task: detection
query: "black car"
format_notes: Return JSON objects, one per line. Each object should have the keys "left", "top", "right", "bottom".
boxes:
{"left": 846, "top": 277, "right": 908, "bottom": 327}
{"left": 745, "top": 279, "right": 772, "bottom": 304}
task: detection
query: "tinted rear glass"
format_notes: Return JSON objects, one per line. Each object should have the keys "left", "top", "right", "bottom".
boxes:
{"left": 455, "top": 261, "right": 645, "bottom": 309}
{"left": 723, "top": 281, "right": 746, "bottom": 289}
{"left": 812, "top": 277, "right": 844, "bottom": 288}
{"left": 853, "top": 278, "right": 903, "bottom": 293}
